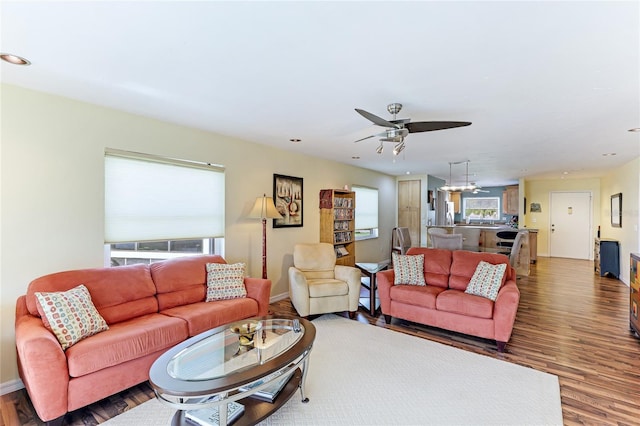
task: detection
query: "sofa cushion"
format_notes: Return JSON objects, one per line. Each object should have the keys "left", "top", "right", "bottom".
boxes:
{"left": 392, "top": 253, "right": 426, "bottom": 286}
{"left": 26, "top": 263, "right": 158, "bottom": 325}
{"left": 406, "top": 248, "right": 452, "bottom": 288}
{"left": 436, "top": 289, "right": 494, "bottom": 319}
{"left": 465, "top": 261, "right": 507, "bottom": 301}
{"left": 449, "top": 251, "right": 510, "bottom": 291}
{"left": 151, "top": 255, "right": 226, "bottom": 310}
{"left": 161, "top": 298, "right": 259, "bottom": 336}
{"left": 35, "top": 284, "right": 109, "bottom": 350}
{"left": 390, "top": 284, "right": 445, "bottom": 309}
{"left": 65, "top": 313, "right": 188, "bottom": 377}
{"left": 206, "top": 262, "right": 247, "bottom": 301}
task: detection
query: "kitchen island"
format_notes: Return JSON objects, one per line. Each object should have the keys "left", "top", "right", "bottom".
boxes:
{"left": 426, "top": 225, "right": 537, "bottom": 263}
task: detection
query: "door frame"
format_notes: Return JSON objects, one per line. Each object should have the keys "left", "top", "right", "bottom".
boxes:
{"left": 548, "top": 190, "right": 594, "bottom": 260}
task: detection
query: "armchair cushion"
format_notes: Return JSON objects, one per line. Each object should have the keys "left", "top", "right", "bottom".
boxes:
{"left": 308, "top": 279, "right": 349, "bottom": 297}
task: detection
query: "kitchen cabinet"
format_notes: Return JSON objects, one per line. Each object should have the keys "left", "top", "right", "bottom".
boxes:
{"left": 449, "top": 192, "right": 461, "bottom": 214}
{"left": 503, "top": 185, "right": 519, "bottom": 215}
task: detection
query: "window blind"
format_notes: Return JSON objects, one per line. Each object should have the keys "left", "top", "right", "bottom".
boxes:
{"left": 105, "top": 150, "right": 225, "bottom": 243}
{"left": 353, "top": 185, "right": 378, "bottom": 230}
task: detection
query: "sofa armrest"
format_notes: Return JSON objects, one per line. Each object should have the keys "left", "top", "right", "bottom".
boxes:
{"left": 288, "top": 267, "right": 311, "bottom": 317}
{"left": 335, "top": 265, "right": 362, "bottom": 312}
{"left": 377, "top": 269, "right": 395, "bottom": 315}
{"left": 244, "top": 277, "right": 272, "bottom": 316}
{"left": 15, "top": 306, "right": 69, "bottom": 422}
{"left": 493, "top": 280, "right": 520, "bottom": 343}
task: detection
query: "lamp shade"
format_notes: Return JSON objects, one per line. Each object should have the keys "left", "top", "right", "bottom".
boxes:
{"left": 248, "top": 194, "right": 283, "bottom": 219}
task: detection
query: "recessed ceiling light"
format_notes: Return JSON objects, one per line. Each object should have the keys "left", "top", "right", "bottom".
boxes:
{"left": 628, "top": 128, "right": 640, "bottom": 132}
{"left": 563, "top": 171, "right": 569, "bottom": 175}
{"left": 406, "top": 171, "right": 411, "bottom": 175}
{"left": 351, "top": 156, "right": 360, "bottom": 160}
{"left": 0, "top": 53, "right": 31, "bottom": 65}
{"left": 289, "top": 138, "right": 301, "bottom": 143}
{"left": 602, "top": 153, "right": 617, "bottom": 156}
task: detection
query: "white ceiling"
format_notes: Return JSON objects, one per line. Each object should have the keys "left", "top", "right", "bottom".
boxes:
{"left": 2, "top": 1, "right": 639, "bottom": 187}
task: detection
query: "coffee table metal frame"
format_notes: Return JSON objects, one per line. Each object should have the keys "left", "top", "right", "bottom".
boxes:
{"left": 149, "top": 316, "right": 315, "bottom": 426}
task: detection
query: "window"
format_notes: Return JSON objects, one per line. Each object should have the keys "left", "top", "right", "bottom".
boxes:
{"left": 104, "top": 149, "right": 225, "bottom": 266}
{"left": 463, "top": 196, "right": 500, "bottom": 220}
{"left": 353, "top": 185, "right": 379, "bottom": 240}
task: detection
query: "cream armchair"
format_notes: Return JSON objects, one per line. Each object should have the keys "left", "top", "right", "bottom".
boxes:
{"left": 288, "top": 243, "right": 361, "bottom": 318}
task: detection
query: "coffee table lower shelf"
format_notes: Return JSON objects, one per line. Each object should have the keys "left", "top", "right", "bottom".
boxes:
{"left": 171, "top": 368, "right": 303, "bottom": 426}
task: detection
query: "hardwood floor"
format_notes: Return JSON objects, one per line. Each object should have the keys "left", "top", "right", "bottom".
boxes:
{"left": 2, "top": 256, "right": 639, "bottom": 425}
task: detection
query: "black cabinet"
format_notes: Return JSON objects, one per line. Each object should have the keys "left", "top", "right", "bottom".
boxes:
{"left": 594, "top": 238, "right": 619, "bottom": 278}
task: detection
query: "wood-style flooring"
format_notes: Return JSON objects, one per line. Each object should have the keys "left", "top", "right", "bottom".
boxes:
{"left": 2, "top": 256, "right": 639, "bottom": 425}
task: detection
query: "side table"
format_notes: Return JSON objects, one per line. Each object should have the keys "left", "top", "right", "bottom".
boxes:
{"left": 355, "top": 261, "right": 389, "bottom": 316}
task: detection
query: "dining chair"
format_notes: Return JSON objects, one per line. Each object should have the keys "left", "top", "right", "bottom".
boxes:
{"left": 427, "top": 227, "right": 448, "bottom": 247}
{"left": 430, "top": 233, "right": 463, "bottom": 250}
{"left": 391, "top": 227, "right": 412, "bottom": 256}
{"left": 510, "top": 230, "right": 530, "bottom": 276}
{"left": 454, "top": 227, "right": 481, "bottom": 247}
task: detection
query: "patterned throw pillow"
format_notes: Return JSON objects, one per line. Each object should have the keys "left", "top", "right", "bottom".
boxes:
{"left": 392, "top": 253, "right": 426, "bottom": 286}
{"left": 35, "top": 284, "right": 109, "bottom": 350}
{"left": 465, "top": 261, "right": 508, "bottom": 301}
{"left": 206, "top": 262, "right": 247, "bottom": 301}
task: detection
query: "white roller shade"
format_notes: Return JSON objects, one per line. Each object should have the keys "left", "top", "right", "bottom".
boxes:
{"left": 105, "top": 150, "right": 225, "bottom": 243}
{"left": 353, "top": 186, "right": 378, "bottom": 229}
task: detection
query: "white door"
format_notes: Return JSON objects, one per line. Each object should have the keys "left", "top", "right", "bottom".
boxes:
{"left": 549, "top": 192, "right": 592, "bottom": 259}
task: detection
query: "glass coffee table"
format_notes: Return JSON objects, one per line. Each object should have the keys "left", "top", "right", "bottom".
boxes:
{"left": 149, "top": 317, "right": 315, "bottom": 426}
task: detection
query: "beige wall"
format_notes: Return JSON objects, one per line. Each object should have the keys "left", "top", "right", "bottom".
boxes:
{"left": 524, "top": 159, "right": 640, "bottom": 285}
{"left": 0, "top": 84, "right": 396, "bottom": 386}
{"left": 523, "top": 177, "right": 602, "bottom": 259}
{"left": 600, "top": 157, "right": 640, "bottom": 284}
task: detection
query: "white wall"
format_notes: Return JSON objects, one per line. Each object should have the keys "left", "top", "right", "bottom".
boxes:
{"left": 0, "top": 84, "right": 396, "bottom": 385}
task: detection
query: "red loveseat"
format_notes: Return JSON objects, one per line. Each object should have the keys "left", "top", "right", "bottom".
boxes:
{"left": 15, "top": 255, "right": 271, "bottom": 425}
{"left": 377, "top": 248, "right": 520, "bottom": 352}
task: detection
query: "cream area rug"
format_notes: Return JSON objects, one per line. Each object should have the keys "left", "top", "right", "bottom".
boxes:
{"left": 104, "top": 314, "right": 563, "bottom": 425}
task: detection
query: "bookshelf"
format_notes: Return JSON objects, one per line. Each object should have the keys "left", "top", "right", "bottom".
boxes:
{"left": 319, "top": 189, "right": 356, "bottom": 266}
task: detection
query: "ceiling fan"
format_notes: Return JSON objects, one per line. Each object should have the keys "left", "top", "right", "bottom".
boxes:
{"left": 354, "top": 103, "right": 471, "bottom": 155}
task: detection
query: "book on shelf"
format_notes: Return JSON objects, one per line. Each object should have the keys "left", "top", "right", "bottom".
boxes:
{"left": 238, "top": 370, "right": 294, "bottom": 403}
{"left": 184, "top": 396, "right": 245, "bottom": 426}
{"left": 335, "top": 245, "right": 349, "bottom": 257}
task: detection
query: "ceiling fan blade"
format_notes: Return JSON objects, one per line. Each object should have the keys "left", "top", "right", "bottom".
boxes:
{"left": 354, "top": 131, "right": 387, "bottom": 143}
{"left": 355, "top": 108, "right": 400, "bottom": 129}
{"left": 406, "top": 121, "right": 472, "bottom": 133}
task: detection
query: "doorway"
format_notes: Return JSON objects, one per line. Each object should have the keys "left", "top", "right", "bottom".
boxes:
{"left": 398, "top": 180, "right": 421, "bottom": 247}
{"left": 549, "top": 191, "right": 592, "bottom": 259}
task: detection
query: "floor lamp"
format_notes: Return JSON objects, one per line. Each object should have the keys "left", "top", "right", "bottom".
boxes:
{"left": 248, "top": 194, "right": 282, "bottom": 279}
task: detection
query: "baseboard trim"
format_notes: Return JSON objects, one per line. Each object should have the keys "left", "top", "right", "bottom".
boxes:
{"left": 269, "top": 292, "right": 289, "bottom": 303}
{"left": 1, "top": 378, "right": 24, "bottom": 395}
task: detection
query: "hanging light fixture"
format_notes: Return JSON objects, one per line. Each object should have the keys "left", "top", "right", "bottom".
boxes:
{"left": 376, "top": 142, "right": 384, "bottom": 154}
{"left": 439, "top": 160, "right": 477, "bottom": 192}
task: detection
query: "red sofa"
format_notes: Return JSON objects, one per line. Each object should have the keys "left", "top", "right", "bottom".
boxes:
{"left": 15, "top": 255, "right": 271, "bottom": 425}
{"left": 377, "top": 248, "right": 520, "bottom": 352}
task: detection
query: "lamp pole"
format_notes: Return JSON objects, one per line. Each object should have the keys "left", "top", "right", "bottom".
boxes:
{"left": 248, "top": 194, "right": 282, "bottom": 280}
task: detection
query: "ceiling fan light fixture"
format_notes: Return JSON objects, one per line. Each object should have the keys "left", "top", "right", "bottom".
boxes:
{"left": 376, "top": 142, "right": 384, "bottom": 154}
{"left": 393, "top": 141, "right": 405, "bottom": 156}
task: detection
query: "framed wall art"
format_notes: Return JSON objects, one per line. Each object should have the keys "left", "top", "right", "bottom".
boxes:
{"left": 611, "top": 193, "right": 622, "bottom": 227}
{"left": 273, "top": 174, "right": 303, "bottom": 228}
